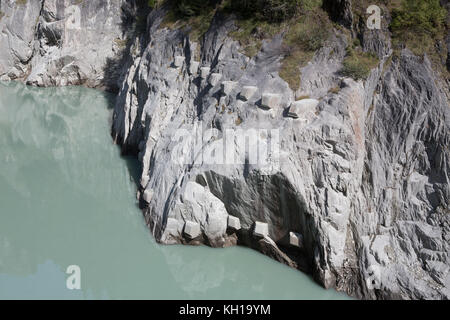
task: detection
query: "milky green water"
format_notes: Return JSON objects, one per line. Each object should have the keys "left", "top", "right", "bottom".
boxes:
{"left": 0, "top": 81, "right": 349, "bottom": 300}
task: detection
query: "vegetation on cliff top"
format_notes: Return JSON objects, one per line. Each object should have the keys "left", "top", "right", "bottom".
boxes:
{"left": 157, "top": 0, "right": 308, "bottom": 22}
{"left": 229, "top": 0, "right": 330, "bottom": 90}
{"left": 223, "top": 0, "right": 306, "bottom": 23}
{"left": 351, "top": 0, "right": 448, "bottom": 75}
{"left": 390, "top": 0, "right": 448, "bottom": 74}
{"left": 157, "top": 0, "right": 217, "bottom": 41}
{"left": 391, "top": 0, "right": 447, "bottom": 37}
{"left": 279, "top": 8, "right": 331, "bottom": 89}
{"left": 153, "top": 0, "right": 330, "bottom": 90}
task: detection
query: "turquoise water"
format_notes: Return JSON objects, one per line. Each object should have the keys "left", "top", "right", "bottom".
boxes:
{"left": 0, "top": 81, "right": 349, "bottom": 300}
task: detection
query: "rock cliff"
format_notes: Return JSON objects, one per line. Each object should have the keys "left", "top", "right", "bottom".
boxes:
{"left": 0, "top": 0, "right": 124, "bottom": 88}
{"left": 1, "top": 0, "right": 449, "bottom": 299}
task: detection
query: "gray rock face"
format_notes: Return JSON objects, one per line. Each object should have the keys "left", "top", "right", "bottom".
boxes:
{"left": 0, "top": 0, "right": 124, "bottom": 88}
{"left": 357, "top": 52, "right": 450, "bottom": 299}
{"left": 1, "top": 1, "right": 448, "bottom": 300}
{"left": 323, "top": 0, "right": 353, "bottom": 29}
{"left": 0, "top": 0, "right": 41, "bottom": 79}
{"left": 111, "top": 8, "right": 449, "bottom": 300}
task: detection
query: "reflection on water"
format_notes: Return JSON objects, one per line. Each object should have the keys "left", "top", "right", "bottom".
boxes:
{"left": 0, "top": 81, "right": 349, "bottom": 300}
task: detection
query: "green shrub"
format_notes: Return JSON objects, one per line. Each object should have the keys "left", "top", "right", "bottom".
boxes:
{"left": 391, "top": 0, "right": 446, "bottom": 37}
{"left": 159, "top": 0, "right": 217, "bottom": 41}
{"left": 226, "top": 0, "right": 302, "bottom": 22}
{"left": 229, "top": 18, "right": 284, "bottom": 57}
{"left": 159, "top": 0, "right": 329, "bottom": 87}
{"left": 390, "top": 0, "right": 447, "bottom": 73}
{"left": 284, "top": 13, "right": 329, "bottom": 51}
{"left": 341, "top": 48, "right": 379, "bottom": 80}
{"left": 147, "top": 0, "right": 159, "bottom": 9}
{"left": 280, "top": 9, "right": 330, "bottom": 89}
{"left": 176, "top": 0, "right": 217, "bottom": 17}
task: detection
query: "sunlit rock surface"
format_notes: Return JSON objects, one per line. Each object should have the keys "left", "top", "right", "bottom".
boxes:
{"left": 0, "top": 0, "right": 124, "bottom": 88}
{"left": 0, "top": 0, "right": 448, "bottom": 300}
{"left": 111, "top": 7, "right": 449, "bottom": 300}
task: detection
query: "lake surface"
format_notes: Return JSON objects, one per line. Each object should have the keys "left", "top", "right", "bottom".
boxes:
{"left": 0, "top": 81, "right": 349, "bottom": 299}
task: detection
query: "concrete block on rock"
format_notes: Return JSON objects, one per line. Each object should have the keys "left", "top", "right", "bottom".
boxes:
{"left": 173, "top": 56, "right": 185, "bottom": 68}
{"left": 208, "top": 73, "right": 222, "bottom": 86}
{"left": 140, "top": 174, "right": 149, "bottom": 189}
{"left": 221, "top": 81, "right": 237, "bottom": 95}
{"left": 189, "top": 61, "right": 199, "bottom": 75}
{"left": 289, "top": 232, "right": 303, "bottom": 248}
{"left": 227, "top": 215, "right": 241, "bottom": 231}
{"left": 200, "top": 67, "right": 210, "bottom": 79}
{"left": 142, "top": 188, "right": 154, "bottom": 203}
{"left": 261, "top": 93, "right": 281, "bottom": 110}
{"left": 166, "top": 218, "right": 180, "bottom": 235}
{"left": 239, "top": 86, "right": 258, "bottom": 101}
{"left": 287, "top": 99, "right": 319, "bottom": 118}
{"left": 253, "top": 221, "right": 269, "bottom": 238}
{"left": 184, "top": 220, "right": 201, "bottom": 239}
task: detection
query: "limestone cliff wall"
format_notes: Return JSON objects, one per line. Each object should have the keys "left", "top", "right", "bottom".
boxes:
{"left": 0, "top": 0, "right": 124, "bottom": 88}
{"left": 1, "top": 0, "right": 449, "bottom": 299}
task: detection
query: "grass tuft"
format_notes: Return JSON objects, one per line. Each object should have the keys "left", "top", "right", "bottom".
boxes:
{"left": 341, "top": 47, "right": 379, "bottom": 80}
{"left": 229, "top": 19, "right": 284, "bottom": 57}
{"left": 279, "top": 8, "right": 331, "bottom": 90}
{"left": 159, "top": 0, "right": 216, "bottom": 41}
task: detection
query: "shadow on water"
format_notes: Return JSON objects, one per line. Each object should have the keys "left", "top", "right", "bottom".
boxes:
{"left": 103, "top": 91, "right": 117, "bottom": 110}
{"left": 122, "top": 153, "right": 142, "bottom": 187}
